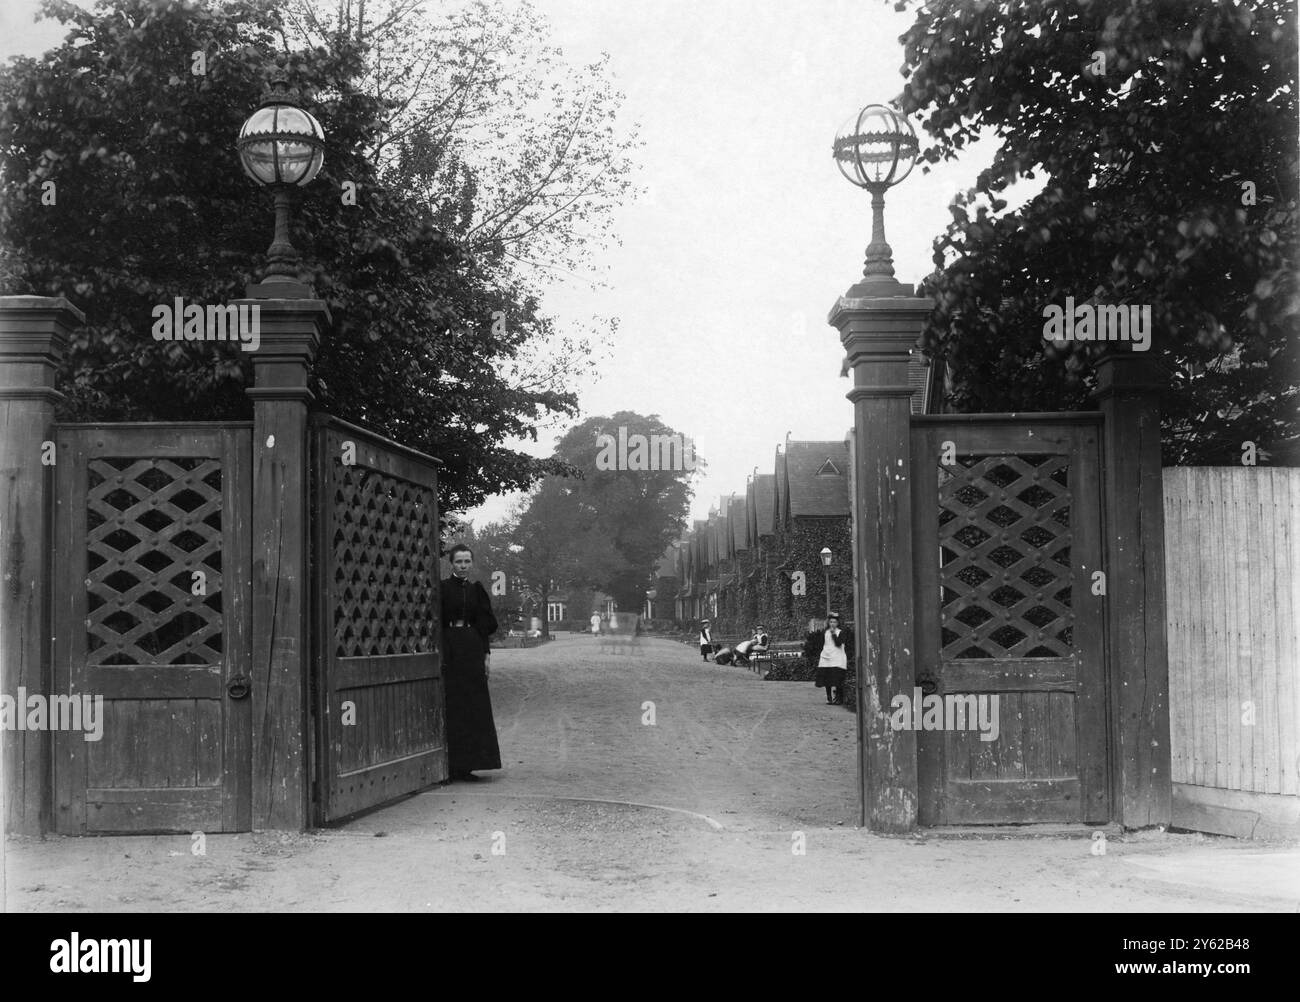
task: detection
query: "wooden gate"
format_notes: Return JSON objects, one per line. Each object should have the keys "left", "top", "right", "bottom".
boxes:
{"left": 311, "top": 416, "right": 447, "bottom": 823}
{"left": 52, "top": 425, "right": 252, "bottom": 833}
{"left": 910, "top": 416, "right": 1108, "bottom": 825}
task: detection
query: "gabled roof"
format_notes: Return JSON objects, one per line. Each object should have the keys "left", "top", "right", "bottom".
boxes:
{"left": 909, "top": 352, "right": 932, "bottom": 415}
{"left": 728, "top": 495, "right": 748, "bottom": 552}
{"left": 841, "top": 345, "right": 935, "bottom": 414}
{"left": 784, "top": 440, "right": 850, "bottom": 518}
{"left": 773, "top": 449, "right": 787, "bottom": 534}
{"left": 753, "top": 473, "right": 775, "bottom": 537}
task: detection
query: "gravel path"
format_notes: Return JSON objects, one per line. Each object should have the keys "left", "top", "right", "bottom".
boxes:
{"left": 5, "top": 637, "right": 1296, "bottom": 911}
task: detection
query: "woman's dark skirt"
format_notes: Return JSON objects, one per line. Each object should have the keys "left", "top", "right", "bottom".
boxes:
{"left": 814, "top": 665, "right": 847, "bottom": 690}
{"left": 443, "top": 626, "right": 502, "bottom": 774}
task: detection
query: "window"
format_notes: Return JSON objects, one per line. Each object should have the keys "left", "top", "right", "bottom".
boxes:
{"left": 547, "top": 602, "right": 564, "bottom": 622}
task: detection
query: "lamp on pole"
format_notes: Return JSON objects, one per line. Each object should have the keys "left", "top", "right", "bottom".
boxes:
{"left": 832, "top": 104, "right": 919, "bottom": 287}
{"left": 819, "top": 547, "right": 832, "bottom": 617}
{"left": 237, "top": 77, "right": 326, "bottom": 290}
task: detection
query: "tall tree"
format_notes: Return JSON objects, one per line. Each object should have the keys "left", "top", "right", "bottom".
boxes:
{"left": 0, "top": 0, "right": 635, "bottom": 512}
{"left": 510, "top": 476, "right": 627, "bottom": 638}
{"left": 896, "top": 0, "right": 1298, "bottom": 463}
{"left": 551, "top": 412, "right": 704, "bottom": 609}
{"left": 282, "top": 0, "right": 640, "bottom": 395}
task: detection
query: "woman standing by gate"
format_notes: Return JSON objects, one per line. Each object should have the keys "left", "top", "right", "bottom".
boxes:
{"left": 440, "top": 544, "right": 502, "bottom": 781}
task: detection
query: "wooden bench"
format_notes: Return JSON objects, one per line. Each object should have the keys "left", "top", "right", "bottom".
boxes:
{"left": 749, "top": 641, "right": 804, "bottom": 674}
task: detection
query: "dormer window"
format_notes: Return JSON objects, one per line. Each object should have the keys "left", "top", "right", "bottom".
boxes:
{"left": 816, "top": 458, "right": 841, "bottom": 476}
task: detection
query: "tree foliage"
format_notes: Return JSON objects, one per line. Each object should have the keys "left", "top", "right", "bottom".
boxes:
{"left": 550, "top": 411, "right": 703, "bottom": 609}
{"left": 283, "top": 0, "right": 640, "bottom": 397}
{"left": 0, "top": 0, "right": 638, "bottom": 511}
{"left": 484, "top": 412, "right": 702, "bottom": 616}
{"left": 897, "top": 0, "right": 1298, "bottom": 463}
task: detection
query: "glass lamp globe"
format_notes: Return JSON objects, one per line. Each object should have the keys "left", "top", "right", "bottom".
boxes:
{"left": 833, "top": 104, "right": 918, "bottom": 192}
{"left": 237, "top": 80, "right": 325, "bottom": 188}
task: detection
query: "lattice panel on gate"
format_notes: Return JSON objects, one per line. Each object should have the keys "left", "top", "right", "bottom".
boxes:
{"left": 330, "top": 462, "right": 437, "bottom": 657}
{"left": 938, "top": 453, "right": 1074, "bottom": 660}
{"left": 85, "top": 457, "right": 225, "bottom": 665}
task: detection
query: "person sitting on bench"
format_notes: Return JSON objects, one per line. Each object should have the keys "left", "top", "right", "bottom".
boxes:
{"left": 733, "top": 627, "right": 769, "bottom": 666}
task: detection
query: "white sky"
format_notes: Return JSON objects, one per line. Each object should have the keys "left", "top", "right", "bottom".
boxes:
{"left": 493, "top": 0, "right": 1006, "bottom": 524}
{"left": 1, "top": 0, "right": 1014, "bottom": 525}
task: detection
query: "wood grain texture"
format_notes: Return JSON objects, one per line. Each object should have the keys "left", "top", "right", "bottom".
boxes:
{"left": 1165, "top": 467, "right": 1300, "bottom": 800}
{"left": 0, "top": 297, "right": 80, "bottom": 834}
{"left": 312, "top": 415, "right": 447, "bottom": 825}
{"left": 51, "top": 426, "right": 251, "bottom": 834}
{"left": 1095, "top": 353, "right": 1172, "bottom": 828}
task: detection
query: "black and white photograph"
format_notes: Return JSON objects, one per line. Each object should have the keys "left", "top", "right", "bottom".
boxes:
{"left": 0, "top": 0, "right": 1296, "bottom": 949}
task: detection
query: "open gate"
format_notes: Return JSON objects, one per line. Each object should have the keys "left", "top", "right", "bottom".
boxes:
{"left": 310, "top": 416, "right": 447, "bottom": 823}
{"left": 910, "top": 416, "right": 1109, "bottom": 825}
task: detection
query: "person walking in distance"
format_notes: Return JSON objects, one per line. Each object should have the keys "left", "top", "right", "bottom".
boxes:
{"left": 440, "top": 544, "right": 502, "bottom": 780}
{"left": 805, "top": 611, "right": 854, "bottom": 705}
{"left": 699, "top": 619, "right": 714, "bottom": 662}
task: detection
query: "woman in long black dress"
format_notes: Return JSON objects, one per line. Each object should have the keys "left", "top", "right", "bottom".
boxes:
{"left": 441, "top": 544, "right": 502, "bottom": 781}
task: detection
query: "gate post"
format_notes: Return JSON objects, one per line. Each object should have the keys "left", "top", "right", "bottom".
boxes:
{"left": 235, "top": 293, "right": 328, "bottom": 830}
{"left": 829, "top": 277, "right": 930, "bottom": 832}
{"left": 1094, "top": 349, "right": 1171, "bottom": 828}
{"left": 0, "top": 296, "right": 82, "bottom": 834}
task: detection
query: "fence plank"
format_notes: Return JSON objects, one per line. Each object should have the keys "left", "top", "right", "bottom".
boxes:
{"left": 1281, "top": 470, "right": 1300, "bottom": 795}
{"left": 1164, "top": 468, "right": 1299, "bottom": 800}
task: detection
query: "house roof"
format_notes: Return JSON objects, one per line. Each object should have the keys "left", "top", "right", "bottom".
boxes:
{"left": 773, "top": 450, "right": 787, "bottom": 534}
{"left": 909, "top": 353, "right": 932, "bottom": 414}
{"left": 784, "top": 440, "right": 850, "bottom": 518}
{"left": 753, "top": 473, "right": 775, "bottom": 536}
{"left": 840, "top": 345, "right": 935, "bottom": 414}
{"left": 728, "top": 495, "right": 748, "bottom": 552}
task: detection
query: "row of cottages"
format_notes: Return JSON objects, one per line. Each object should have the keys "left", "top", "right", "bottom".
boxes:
{"left": 665, "top": 352, "right": 938, "bottom": 641}
{"left": 668, "top": 439, "right": 853, "bottom": 640}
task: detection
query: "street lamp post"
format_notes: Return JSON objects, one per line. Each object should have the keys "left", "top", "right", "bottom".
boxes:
{"left": 829, "top": 102, "right": 925, "bottom": 832}
{"left": 233, "top": 76, "right": 329, "bottom": 828}
{"left": 236, "top": 77, "right": 326, "bottom": 293}
{"left": 832, "top": 104, "right": 919, "bottom": 289}
{"left": 820, "top": 547, "right": 832, "bottom": 617}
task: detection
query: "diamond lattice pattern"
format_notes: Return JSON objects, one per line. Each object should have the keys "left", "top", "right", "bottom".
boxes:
{"left": 331, "top": 463, "right": 437, "bottom": 657}
{"left": 86, "top": 457, "right": 224, "bottom": 665}
{"left": 938, "top": 454, "right": 1073, "bottom": 660}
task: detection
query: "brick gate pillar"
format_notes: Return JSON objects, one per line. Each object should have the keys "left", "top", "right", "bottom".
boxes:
{"left": 0, "top": 296, "right": 82, "bottom": 834}
{"left": 829, "top": 274, "right": 931, "bottom": 832}
{"left": 1094, "top": 349, "right": 1171, "bottom": 828}
{"left": 234, "top": 291, "right": 328, "bottom": 830}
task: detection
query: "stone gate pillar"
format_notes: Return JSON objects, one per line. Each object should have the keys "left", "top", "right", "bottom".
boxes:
{"left": 1094, "top": 349, "right": 1171, "bottom": 828}
{"left": 234, "top": 290, "right": 328, "bottom": 830}
{"left": 829, "top": 274, "right": 930, "bottom": 832}
{"left": 0, "top": 296, "right": 82, "bottom": 834}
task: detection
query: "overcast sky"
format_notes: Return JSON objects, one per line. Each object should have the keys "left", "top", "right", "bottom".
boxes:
{"left": 517, "top": 0, "right": 1002, "bottom": 526}
{"left": 0, "top": 0, "right": 1012, "bottom": 525}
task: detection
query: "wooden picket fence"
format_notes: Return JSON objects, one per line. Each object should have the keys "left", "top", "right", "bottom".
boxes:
{"left": 1164, "top": 466, "right": 1300, "bottom": 837}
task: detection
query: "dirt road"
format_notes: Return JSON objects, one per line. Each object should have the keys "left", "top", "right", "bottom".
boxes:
{"left": 5, "top": 637, "right": 1297, "bottom": 911}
